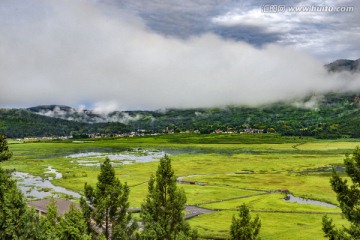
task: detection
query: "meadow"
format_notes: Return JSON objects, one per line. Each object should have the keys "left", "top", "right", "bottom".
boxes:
{"left": 2, "top": 133, "right": 359, "bottom": 239}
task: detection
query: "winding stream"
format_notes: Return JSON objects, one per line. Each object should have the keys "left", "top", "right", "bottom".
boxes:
{"left": 285, "top": 194, "right": 338, "bottom": 208}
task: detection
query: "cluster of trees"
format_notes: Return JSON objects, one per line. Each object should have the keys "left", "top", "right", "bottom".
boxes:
{"left": 126, "top": 93, "right": 360, "bottom": 138}
{"left": 0, "top": 109, "right": 132, "bottom": 138}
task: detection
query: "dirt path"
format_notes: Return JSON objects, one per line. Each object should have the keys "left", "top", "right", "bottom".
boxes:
{"left": 129, "top": 205, "right": 216, "bottom": 220}
{"left": 184, "top": 205, "right": 216, "bottom": 219}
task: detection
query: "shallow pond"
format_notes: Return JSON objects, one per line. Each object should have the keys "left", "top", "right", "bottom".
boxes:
{"left": 285, "top": 194, "right": 337, "bottom": 208}
{"left": 66, "top": 148, "right": 166, "bottom": 166}
{"left": 46, "top": 166, "right": 62, "bottom": 179}
{"left": 13, "top": 172, "right": 81, "bottom": 199}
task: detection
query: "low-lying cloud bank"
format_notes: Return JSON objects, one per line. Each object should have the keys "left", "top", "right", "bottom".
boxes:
{"left": 0, "top": 0, "right": 359, "bottom": 111}
{"left": 33, "top": 105, "right": 143, "bottom": 124}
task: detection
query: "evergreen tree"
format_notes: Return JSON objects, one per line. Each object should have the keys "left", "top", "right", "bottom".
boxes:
{"left": 0, "top": 167, "right": 39, "bottom": 239}
{"left": 35, "top": 198, "right": 92, "bottom": 240}
{"left": 38, "top": 198, "right": 60, "bottom": 240}
{"left": 0, "top": 135, "right": 12, "bottom": 162}
{"left": 230, "top": 204, "right": 261, "bottom": 240}
{"left": 20, "top": 207, "right": 41, "bottom": 240}
{"left": 58, "top": 204, "right": 92, "bottom": 240}
{"left": 141, "top": 155, "right": 197, "bottom": 239}
{"left": 322, "top": 146, "right": 360, "bottom": 239}
{"left": 0, "top": 141, "right": 40, "bottom": 239}
{"left": 81, "top": 157, "right": 137, "bottom": 239}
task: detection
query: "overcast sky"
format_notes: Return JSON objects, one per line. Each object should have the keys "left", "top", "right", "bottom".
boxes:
{"left": 0, "top": 0, "right": 359, "bottom": 110}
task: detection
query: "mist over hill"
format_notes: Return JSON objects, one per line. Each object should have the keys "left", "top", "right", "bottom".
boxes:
{"left": 1, "top": 92, "right": 359, "bottom": 139}
{"left": 27, "top": 105, "right": 144, "bottom": 124}
{"left": 325, "top": 58, "right": 360, "bottom": 73}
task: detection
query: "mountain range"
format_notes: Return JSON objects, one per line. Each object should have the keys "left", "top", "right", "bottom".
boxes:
{"left": 325, "top": 58, "right": 360, "bottom": 72}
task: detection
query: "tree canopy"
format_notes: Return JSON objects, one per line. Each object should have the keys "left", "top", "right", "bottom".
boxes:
{"left": 322, "top": 146, "right": 360, "bottom": 239}
{"left": 0, "top": 135, "right": 12, "bottom": 162}
{"left": 230, "top": 204, "right": 261, "bottom": 240}
{"left": 0, "top": 167, "right": 40, "bottom": 239}
{"left": 141, "top": 155, "right": 197, "bottom": 239}
{"left": 81, "top": 157, "right": 137, "bottom": 239}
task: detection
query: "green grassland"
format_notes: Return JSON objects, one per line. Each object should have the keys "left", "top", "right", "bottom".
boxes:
{"left": 1, "top": 134, "right": 359, "bottom": 239}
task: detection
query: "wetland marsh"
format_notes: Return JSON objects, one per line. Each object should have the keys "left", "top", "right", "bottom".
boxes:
{"left": 2, "top": 134, "right": 358, "bottom": 239}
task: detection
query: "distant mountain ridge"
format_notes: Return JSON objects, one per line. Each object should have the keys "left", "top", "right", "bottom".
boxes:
{"left": 1, "top": 92, "right": 360, "bottom": 139}
{"left": 0, "top": 108, "right": 131, "bottom": 138}
{"left": 325, "top": 58, "right": 360, "bottom": 72}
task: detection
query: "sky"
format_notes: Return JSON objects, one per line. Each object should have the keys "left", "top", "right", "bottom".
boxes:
{"left": 0, "top": 0, "right": 360, "bottom": 111}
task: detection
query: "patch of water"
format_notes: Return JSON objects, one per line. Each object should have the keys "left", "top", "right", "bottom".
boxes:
{"left": 13, "top": 172, "right": 81, "bottom": 199}
{"left": 46, "top": 166, "right": 62, "bottom": 179}
{"left": 285, "top": 194, "right": 337, "bottom": 208}
{"left": 107, "top": 153, "right": 161, "bottom": 163}
{"left": 301, "top": 166, "right": 345, "bottom": 174}
{"left": 67, "top": 152, "right": 103, "bottom": 158}
{"left": 66, "top": 149, "right": 166, "bottom": 165}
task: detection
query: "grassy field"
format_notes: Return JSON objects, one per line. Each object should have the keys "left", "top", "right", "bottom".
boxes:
{"left": 2, "top": 134, "right": 359, "bottom": 239}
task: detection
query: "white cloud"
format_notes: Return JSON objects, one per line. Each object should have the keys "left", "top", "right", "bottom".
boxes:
{"left": 212, "top": 8, "right": 296, "bottom": 33}
{"left": 0, "top": 0, "right": 359, "bottom": 111}
{"left": 211, "top": 0, "right": 360, "bottom": 61}
{"left": 93, "top": 101, "right": 120, "bottom": 115}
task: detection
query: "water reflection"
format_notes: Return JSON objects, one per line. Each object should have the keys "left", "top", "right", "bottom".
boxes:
{"left": 66, "top": 149, "right": 166, "bottom": 166}
{"left": 285, "top": 194, "right": 337, "bottom": 208}
{"left": 13, "top": 172, "right": 81, "bottom": 199}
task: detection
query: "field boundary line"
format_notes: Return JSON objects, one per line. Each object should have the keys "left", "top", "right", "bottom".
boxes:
{"left": 292, "top": 142, "right": 307, "bottom": 150}
{"left": 205, "top": 183, "right": 270, "bottom": 192}
{"left": 196, "top": 192, "right": 272, "bottom": 206}
{"left": 129, "top": 181, "right": 148, "bottom": 187}
{"left": 251, "top": 210, "right": 342, "bottom": 215}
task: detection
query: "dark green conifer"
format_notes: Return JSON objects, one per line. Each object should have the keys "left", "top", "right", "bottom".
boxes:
{"left": 82, "top": 157, "right": 137, "bottom": 239}
{"left": 141, "top": 155, "right": 197, "bottom": 239}
{"left": 0, "top": 135, "right": 12, "bottom": 162}
{"left": 230, "top": 204, "right": 261, "bottom": 240}
{"left": 323, "top": 147, "right": 360, "bottom": 239}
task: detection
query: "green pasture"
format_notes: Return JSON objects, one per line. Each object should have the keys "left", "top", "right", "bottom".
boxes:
{"left": 1, "top": 134, "right": 359, "bottom": 239}
{"left": 188, "top": 211, "right": 348, "bottom": 240}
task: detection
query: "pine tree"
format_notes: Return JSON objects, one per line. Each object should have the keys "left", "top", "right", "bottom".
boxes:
{"left": 141, "top": 155, "right": 198, "bottom": 239}
{"left": 0, "top": 135, "right": 12, "bottom": 162}
{"left": 230, "top": 204, "right": 261, "bottom": 240}
{"left": 37, "top": 198, "right": 60, "bottom": 240}
{"left": 81, "top": 157, "right": 137, "bottom": 239}
{"left": 0, "top": 167, "right": 39, "bottom": 239}
{"left": 322, "top": 146, "right": 360, "bottom": 239}
{"left": 58, "top": 204, "right": 92, "bottom": 240}
{"left": 0, "top": 141, "right": 40, "bottom": 239}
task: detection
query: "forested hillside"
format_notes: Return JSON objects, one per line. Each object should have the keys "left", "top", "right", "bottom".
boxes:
{"left": 0, "top": 109, "right": 131, "bottom": 138}
{"left": 1, "top": 93, "right": 360, "bottom": 138}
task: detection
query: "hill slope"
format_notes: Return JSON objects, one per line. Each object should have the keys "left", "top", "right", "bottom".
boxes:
{"left": 325, "top": 58, "right": 360, "bottom": 72}
{"left": 0, "top": 109, "right": 131, "bottom": 138}
{"left": 1, "top": 92, "right": 360, "bottom": 138}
